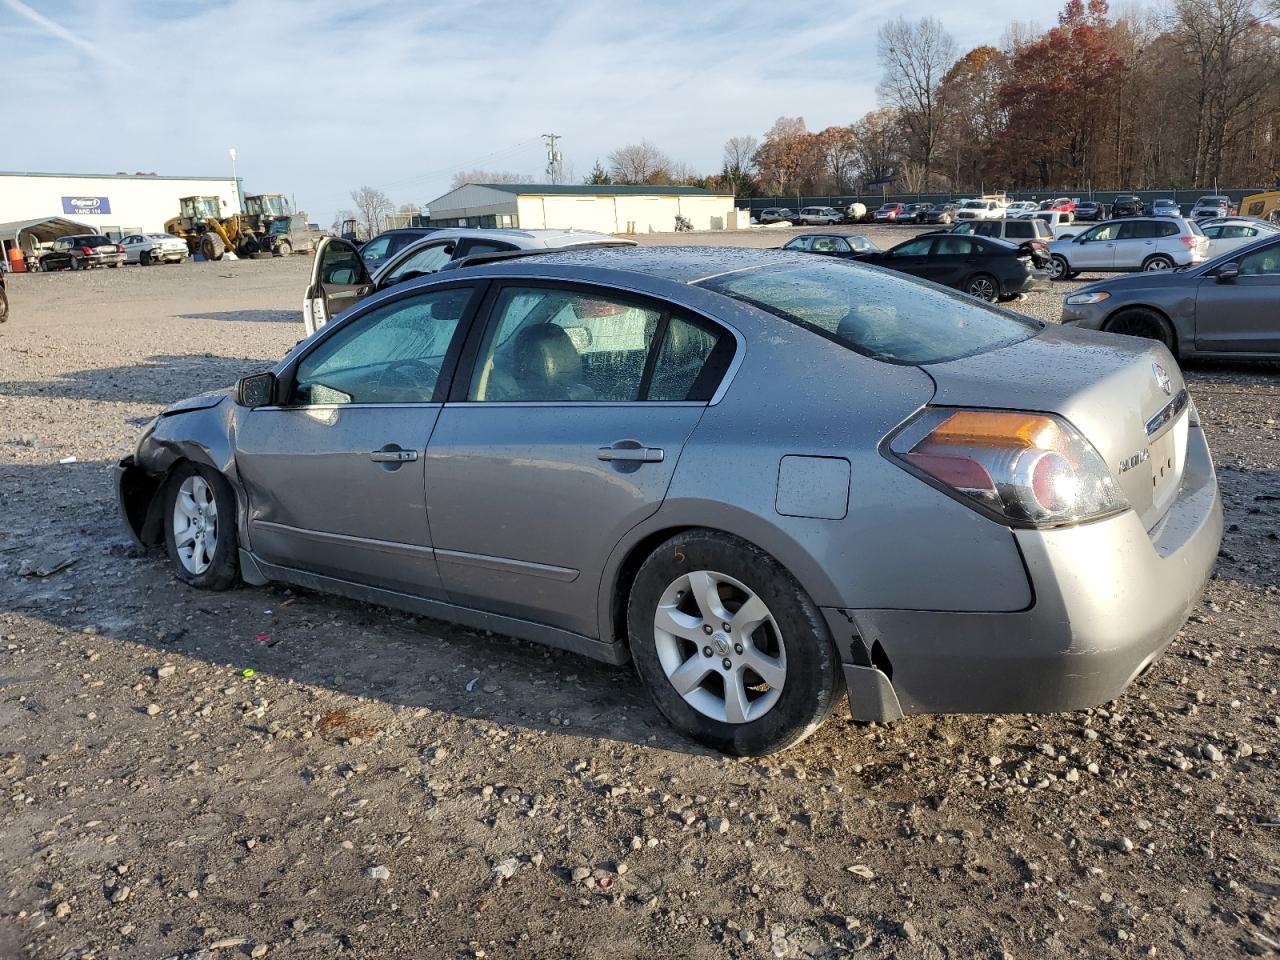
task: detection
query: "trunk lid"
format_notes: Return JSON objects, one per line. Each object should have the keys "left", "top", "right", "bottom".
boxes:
{"left": 924, "top": 324, "right": 1189, "bottom": 531}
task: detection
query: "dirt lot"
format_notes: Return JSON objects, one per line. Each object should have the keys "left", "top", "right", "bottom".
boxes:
{"left": 1, "top": 231, "right": 1278, "bottom": 960}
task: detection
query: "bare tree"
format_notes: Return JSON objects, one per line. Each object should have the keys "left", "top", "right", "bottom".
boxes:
{"left": 607, "top": 141, "right": 672, "bottom": 184}
{"left": 878, "top": 16, "right": 958, "bottom": 185}
{"left": 450, "top": 170, "right": 532, "bottom": 190}
{"left": 350, "top": 186, "right": 393, "bottom": 235}
{"left": 721, "top": 135, "right": 758, "bottom": 195}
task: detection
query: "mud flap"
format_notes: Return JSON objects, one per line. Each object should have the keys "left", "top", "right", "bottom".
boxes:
{"left": 843, "top": 664, "right": 904, "bottom": 723}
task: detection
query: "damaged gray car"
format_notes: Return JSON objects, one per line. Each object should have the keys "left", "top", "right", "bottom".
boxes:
{"left": 118, "top": 247, "right": 1222, "bottom": 755}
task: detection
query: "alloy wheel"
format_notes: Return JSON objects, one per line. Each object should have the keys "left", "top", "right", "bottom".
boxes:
{"left": 1144, "top": 257, "right": 1172, "bottom": 271}
{"left": 967, "top": 277, "right": 997, "bottom": 301}
{"left": 652, "top": 570, "right": 786, "bottom": 724}
{"left": 172, "top": 474, "right": 218, "bottom": 575}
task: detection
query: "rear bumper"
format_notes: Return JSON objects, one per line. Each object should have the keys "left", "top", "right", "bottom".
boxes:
{"left": 828, "top": 422, "right": 1221, "bottom": 721}
{"left": 1003, "top": 270, "right": 1052, "bottom": 296}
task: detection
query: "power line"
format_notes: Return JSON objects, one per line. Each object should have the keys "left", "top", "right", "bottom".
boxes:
{"left": 377, "top": 138, "right": 544, "bottom": 193}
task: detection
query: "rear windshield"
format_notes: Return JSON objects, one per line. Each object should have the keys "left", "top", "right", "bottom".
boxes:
{"left": 697, "top": 259, "right": 1037, "bottom": 365}
{"left": 75, "top": 236, "right": 113, "bottom": 245}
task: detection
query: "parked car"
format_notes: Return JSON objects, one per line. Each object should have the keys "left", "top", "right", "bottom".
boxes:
{"left": 303, "top": 228, "right": 635, "bottom": 334}
{"left": 758, "top": 208, "right": 795, "bottom": 225}
{"left": 1005, "top": 201, "right": 1039, "bottom": 217}
{"left": 1044, "top": 197, "right": 1076, "bottom": 215}
{"left": 951, "top": 217, "right": 1055, "bottom": 245}
{"left": 1197, "top": 217, "right": 1280, "bottom": 257}
{"left": 921, "top": 202, "right": 960, "bottom": 225}
{"left": 359, "top": 228, "right": 440, "bottom": 271}
{"left": 1061, "top": 233, "right": 1280, "bottom": 357}
{"left": 1047, "top": 217, "right": 1208, "bottom": 280}
{"left": 954, "top": 198, "right": 1009, "bottom": 222}
{"left": 855, "top": 232, "right": 1050, "bottom": 301}
{"left": 781, "top": 234, "right": 880, "bottom": 256}
{"left": 1190, "top": 195, "right": 1235, "bottom": 220}
{"left": 116, "top": 245, "right": 1221, "bottom": 755}
{"left": 1110, "top": 195, "right": 1145, "bottom": 218}
{"left": 1151, "top": 199, "right": 1181, "bottom": 217}
{"left": 1074, "top": 200, "right": 1106, "bottom": 221}
{"left": 873, "top": 202, "right": 907, "bottom": 223}
{"left": 898, "top": 203, "right": 933, "bottom": 224}
{"left": 120, "top": 232, "right": 190, "bottom": 266}
{"left": 39, "top": 235, "right": 126, "bottom": 271}
{"left": 793, "top": 206, "right": 844, "bottom": 226}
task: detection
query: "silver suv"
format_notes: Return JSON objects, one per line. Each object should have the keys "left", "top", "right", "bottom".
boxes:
{"left": 1047, "top": 217, "right": 1209, "bottom": 280}
{"left": 793, "top": 206, "right": 843, "bottom": 226}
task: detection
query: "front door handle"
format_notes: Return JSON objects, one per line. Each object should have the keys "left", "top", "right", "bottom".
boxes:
{"left": 370, "top": 446, "right": 418, "bottom": 463}
{"left": 597, "top": 440, "right": 664, "bottom": 463}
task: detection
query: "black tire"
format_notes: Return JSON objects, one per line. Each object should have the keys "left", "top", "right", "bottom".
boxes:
{"left": 627, "top": 530, "right": 844, "bottom": 756}
{"left": 1105, "top": 307, "right": 1176, "bottom": 353}
{"left": 108, "top": 262, "right": 120, "bottom": 268}
{"left": 200, "top": 234, "right": 225, "bottom": 261}
{"left": 0, "top": 286, "right": 7, "bottom": 323}
{"left": 238, "top": 236, "right": 260, "bottom": 257}
{"left": 139, "top": 250, "right": 151, "bottom": 266}
{"left": 1142, "top": 254, "right": 1174, "bottom": 272}
{"left": 1049, "top": 254, "right": 1070, "bottom": 280}
{"left": 964, "top": 273, "right": 999, "bottom": 302}
{"left": 70, "top": 257, "right": 82, "bottom": 271}
{"left": 162, "top": 462, "right": 239, "bottom": 590}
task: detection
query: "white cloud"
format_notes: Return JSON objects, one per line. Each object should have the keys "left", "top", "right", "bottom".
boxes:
{"left": 0, "top": 0, "right": 1095, "bottom": 222}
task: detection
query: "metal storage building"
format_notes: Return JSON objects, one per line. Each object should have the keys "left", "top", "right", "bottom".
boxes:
{"left": 424, "top": 183, "right": 738, "bottom": 233}
{"left": 0, "top": 171, "right": 242, "bottom": 236}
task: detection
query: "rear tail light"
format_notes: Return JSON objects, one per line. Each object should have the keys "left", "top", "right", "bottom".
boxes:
{"left": 887, "top": 408, "right": 1128, "bottom": 527}
{"left": 82, "top": 246, "right": 93, "bottom": 255}
{"left": 1180, "top": 236, "right": 1196, "bottom": 250}
{"left": 117, "top": 244, "right": 125, "bottom": 253}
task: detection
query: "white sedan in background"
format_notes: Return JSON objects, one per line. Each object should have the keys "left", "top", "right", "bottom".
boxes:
{"left": 120, "top": 233, "right": 190, "bottom": 266}
{"left": 1197, "top": 218, "right": 1280, "bottom": 258}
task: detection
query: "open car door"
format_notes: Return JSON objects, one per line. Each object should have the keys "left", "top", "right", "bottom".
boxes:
{"left": 303, "top": 237, "right": 374, "bottom": 336}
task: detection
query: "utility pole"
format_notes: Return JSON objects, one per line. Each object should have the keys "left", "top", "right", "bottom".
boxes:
{"left": 542, "top": 133, "right": 563, "bottom": 184}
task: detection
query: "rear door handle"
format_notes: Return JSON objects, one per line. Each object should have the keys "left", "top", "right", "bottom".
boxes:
{"left": 597, "top": 440, "right": 664, "bottom": 463}
{"left": 370, "top": 447, "right": 418, "bottom": 463}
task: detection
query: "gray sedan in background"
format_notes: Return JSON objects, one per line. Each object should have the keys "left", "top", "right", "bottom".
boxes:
{"left": 1061, "top": 233, "right": 1280, "bottom": 357}
{"left": 118, "top": 247, "right": 1221, "bottom": 755}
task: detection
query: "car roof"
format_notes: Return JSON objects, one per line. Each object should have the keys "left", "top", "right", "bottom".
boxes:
{"left": 446, "top": 245, "right": 805, "bottom": 285}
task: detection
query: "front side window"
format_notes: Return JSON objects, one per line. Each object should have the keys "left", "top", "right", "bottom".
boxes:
{"left": 1082, "top": 223, "right": 1121, "bottom": 242}
{"left": 698, "top": 259, "right": 1036, "bottom": 365}
{"left": 360, "top": 235, "right": 392, "bottom": 262}
{"left": 1118, "top": 221, "right": 1158, "bottom": 240}
{"left": 318, "top": 241, "right": 364, "bottom": 285}
{"left": 782, "top": 237, "right": 812, "bottom": 251}
{"left": 384, "top": 241, "right": 457, "bottom": 284}
{"left": 470, "top": 286, "right": 663, "bottom": 402}
{"left": 1238, "top": 244, "right": 1280, "bottom": 275}
{"left": 292, "top": 287, "right": 474, "bottom": 405}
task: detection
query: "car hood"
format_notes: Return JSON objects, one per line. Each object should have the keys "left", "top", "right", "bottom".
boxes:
{"left": 926, "top": 324, "right": 1189, "bottom": 531}
{"left": 161, "top": 388, "right": 231, "bottom": 417}
{"left": 1072, "top": 270, "right": 1193, "bottom": 296}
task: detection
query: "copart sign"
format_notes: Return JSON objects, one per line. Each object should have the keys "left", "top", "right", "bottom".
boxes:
{"left": 61, "top": 196, "right": 111, "bottom": 215}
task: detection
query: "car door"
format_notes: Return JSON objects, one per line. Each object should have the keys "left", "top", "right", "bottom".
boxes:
{"left": 235, "top": 282, "right": 483, "bottom": 597}
{"left": 1195, "top": 240, "right": 1280, "bottom": 352}
{"left": 304, "top": 237, "right": 374, "bottom": 335}
{"left": 423, "top": 281, "right": 735, "bottom": 638}
{"left": 874, "top": 236, "right": 935, "bottom": 279}
{"left": 1071, "top": 222, "right": 1120, "bottom": 269}
{"left": 925, "top": 235, "right": 975, "bottom": 286}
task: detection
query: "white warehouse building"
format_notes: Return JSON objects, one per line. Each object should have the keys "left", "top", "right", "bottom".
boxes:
{"left": 424, "top": 183, "right": 739, "bottom": 233}
{"left": 0, "top": 171, "right": 242, "bottom": 236}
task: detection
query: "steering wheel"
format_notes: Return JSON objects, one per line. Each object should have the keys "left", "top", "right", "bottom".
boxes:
{"left": 375, "top": 358, "right": 439, "bottom": 400}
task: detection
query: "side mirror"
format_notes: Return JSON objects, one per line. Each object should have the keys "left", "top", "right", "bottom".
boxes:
{"left": 236, "top": 372, "right": 277, "bottom": 408}
{"left": 1214, "top": 263, "right": 1240, "bottom": 283}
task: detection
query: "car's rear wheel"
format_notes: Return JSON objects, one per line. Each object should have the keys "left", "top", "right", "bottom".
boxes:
{"left": 1105, "top": 307, "right": 1176, "bottom": 352}
{"left": 1049, "top": 254, "right": 1070, "bottom": 280}
{"left": 70, "top": 257, "right": 82, "bottom": 271}
{"left": 964, "top": 273, "right": 999, "bottom": 302}
{"left": 627, "top": 530, "right": 843, "bottom": 755}
{"left": 163, "top": 463, "right": 239, "bottom": 590}
{"left": 1142, "top": 255, "right": 1174, "bottom": 272}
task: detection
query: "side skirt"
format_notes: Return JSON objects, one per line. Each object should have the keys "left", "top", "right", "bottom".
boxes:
{"left": 245, "top": 553, "right": 631, "bottom": 666}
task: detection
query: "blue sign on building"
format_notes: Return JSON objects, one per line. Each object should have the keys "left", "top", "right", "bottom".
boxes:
{"left": 61, "top": 196, "right": 111, "bottom": 215}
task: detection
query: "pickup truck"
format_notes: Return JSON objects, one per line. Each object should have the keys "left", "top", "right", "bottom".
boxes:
{"left": 954, "top": 198, "right": 1009, "bottom": 221}
{"left": 1029, "top": 210, "right": 1080, "bottom": 239}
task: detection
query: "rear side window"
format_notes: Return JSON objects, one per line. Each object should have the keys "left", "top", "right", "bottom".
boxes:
{"left": 1156, "top": 222, "right": 1180, "bottom": 237}
{"left": 1004, "top": 222, "right": 1032, "bottom": 239}
{"left": 649, "top": 316, "right": 733, "bottom": 401}
{"left": 698, "top": 259, "right": 1037, "bottom": 365}
{"left": 935, "top": 236, "right": 975, "bottom": 255}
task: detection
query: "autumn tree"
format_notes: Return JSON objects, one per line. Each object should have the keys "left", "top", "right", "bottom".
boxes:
{"left": 937, "top": 46, "right": 1008, "bottom": 190}
{"left": 816, "top": 126, "right": 860, "bottom": 193}
{"left": 754, "top": 117, "right": 821, "bottom": 194}
{"left": 877, "top": 17, "right": 957, "bottom": 186}
{"left": 607, "top": 141, "right": 673, "bottom": 184}
{"left": 853, "top": 109, "right": 902, "bottom": 189}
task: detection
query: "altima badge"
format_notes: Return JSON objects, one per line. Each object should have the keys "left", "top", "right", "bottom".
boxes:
{"left": 1118, "top": 448, "right": 1151, "bottom": 474}
{"left": 1152, "top": 362, "right": 1172, "bottom": 396}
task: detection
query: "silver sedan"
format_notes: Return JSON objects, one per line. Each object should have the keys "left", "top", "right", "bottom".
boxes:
{"left": 118, "top": 247, "right": 1221, "bottom": 754}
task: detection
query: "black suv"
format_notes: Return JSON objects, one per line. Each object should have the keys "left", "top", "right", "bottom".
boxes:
{"left": 1110, "top": 195, "right": 1145, "bottom": 218}
{"left": 40, "top": 235, "right": 126, "bottom": 271}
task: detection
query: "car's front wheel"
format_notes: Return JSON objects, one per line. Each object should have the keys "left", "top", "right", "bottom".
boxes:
{"left": 1105, "top": 307, "right": 1176, "bottom": 353}
{"left": 163, "top": 463, "right": 239, "bottom": 590}
{"left": 627, "top": 530, "right": 843, "bottom": 755}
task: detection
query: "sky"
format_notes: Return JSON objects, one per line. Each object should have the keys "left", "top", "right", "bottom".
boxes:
{"left": 3, "top": 0, "right": 1047, "bottom": 223}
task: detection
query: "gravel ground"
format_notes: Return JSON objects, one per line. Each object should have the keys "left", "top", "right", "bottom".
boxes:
{"left": 1, "top": 236, "right": 1278, "bottom": 960}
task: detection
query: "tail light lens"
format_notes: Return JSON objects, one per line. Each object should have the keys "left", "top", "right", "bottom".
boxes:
{"left": 117, "top": 244, "right": 125, "bottom": 253}
{"left": 1180, "top": 236, "right": 1196, "bottom": 250}
{"left": 888, "top": 408, "right": 1128, "bottom": 527}
{"left": 82, "top": 246, "right": 93, "bottom": 255}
